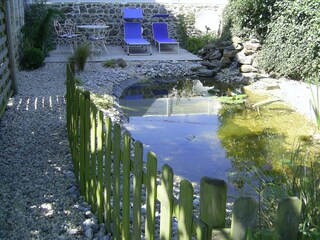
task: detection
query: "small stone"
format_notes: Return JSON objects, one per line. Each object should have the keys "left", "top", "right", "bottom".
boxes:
{"left": 197, "top": 69, "right": 216, "bottom": 77}
{"left": 240, "top": 65, "right": 258, "bottom": 73}
{"left": 85, "top": 228, "right": 93, "bottom": 239}
{"left": 116, "top": 58, "right": 127, "bottom": 68}
{"left": 67, "top": 228, "right": 79, "bottom": 235}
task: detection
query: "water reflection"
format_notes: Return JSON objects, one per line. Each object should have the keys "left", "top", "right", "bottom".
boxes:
{"left": 120, "top": 77, "right": 317, "bottom": 195}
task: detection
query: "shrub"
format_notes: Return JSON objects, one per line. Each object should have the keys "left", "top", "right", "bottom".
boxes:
{"left": 73, "top": 44, "right": 90, "bottom": 71}
{"left": 185, "top": 37, "right": 205, "bottom": 54}
{"left": 222, "top": 0, "right": 277, "bottom": 39}
{"left": 177, "top": 13, "right": 219, "bottom": 54}
{"left": 257, "top": 0, "right": 320, "bottom": 80}
{"left": 22, "top": 3, "right": 61, "bottom": 56}
{"left": 21, "top": 47, "right": 45, "bottom": 70}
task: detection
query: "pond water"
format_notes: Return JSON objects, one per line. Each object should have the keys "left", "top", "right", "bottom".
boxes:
{"left": 119, "top": 77, "right": 318, "bottom": 195}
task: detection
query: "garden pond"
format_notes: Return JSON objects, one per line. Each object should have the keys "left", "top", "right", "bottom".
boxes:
{"left": 119, "top": 77, "right": 319, "bottom": 196}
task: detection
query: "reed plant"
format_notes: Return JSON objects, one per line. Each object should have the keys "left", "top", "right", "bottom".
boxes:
{"left": 73, "top": 44, "right": 90, "bottom": 71}
{"left": 309, "top": 79, "right": 320, "bottom": 129}
{"left": 233, "top": 143, "right": 320, "bottom": 239}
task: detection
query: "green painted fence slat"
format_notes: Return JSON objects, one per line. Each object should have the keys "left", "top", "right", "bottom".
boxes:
{"left": 200, "top": 177, "right": 227, "bottom": 239}
{"left": 112, "top": 123, "right": 121, "bottom": 239}
{"left": 73, "top": 89, "right": 80, "bottom": 184}
{"left": 122, "top": 131, "right": 131, "bottom": 239}
{"left": 192, "top": 216, "right": 208, "bottom": 240}
{"left": 85, "top": 99, "right": 91, "bottom": 202}
{"left": 275, "top": 197, "right": 301, "bottom": 240}
{"left": 96, "top": 110, "right": 104, "bottom": 223}
{"left": 159, "top": 164, "right": 173, "bottom": 240}
{"left": 230, "top": 197, "right": 257, "bottom": 240}
{"left": 132, "top": 141, "right": 143, "bottom": 240}
{"left": 104, "top": 116, "right": 112, "bottom": 232}
{"left": 90, "top": 104, "right": 97, "bottom": 212}
{"left": 178, "top": 179, "right": 194, "bottom": 239}
{"left": 79, "top": 94, "right": 86, "bottom": 195}
{"left": 145, "top": 152, "right": 157, "bottom": 240}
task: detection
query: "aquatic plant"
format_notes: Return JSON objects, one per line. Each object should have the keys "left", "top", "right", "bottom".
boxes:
{"left": 218, "top": 94, "right": 247, "bottom": 104}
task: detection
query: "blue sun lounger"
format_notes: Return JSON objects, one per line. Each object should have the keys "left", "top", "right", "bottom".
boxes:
{"left": 152, "top": 22, "right": 179, "bottom": 54}
{"left": 123, "top": 22, "right": 152, "bottom": 55}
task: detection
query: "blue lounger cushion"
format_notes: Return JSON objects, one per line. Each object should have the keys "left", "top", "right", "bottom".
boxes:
{"left": 123, "top": 22, "right": 152, "bottom": 55}
{"left": 152, "top": 22, "right": 179, "bottom": 53}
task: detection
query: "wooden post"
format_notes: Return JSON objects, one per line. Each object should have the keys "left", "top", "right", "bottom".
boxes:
{"left": 199, "top": 177, "right": 227, "bottom": 239}
{"left": 230, "top": 197, "right": 257, "bottom": 240}
{"left": 274, "top": 197, "right": 301, "bottom": 240}
{"left": 4, "top": 0, "right": 18, "bottom": 94}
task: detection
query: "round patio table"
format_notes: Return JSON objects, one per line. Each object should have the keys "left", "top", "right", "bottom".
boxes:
{"left": 76, "top": 25, "right": 109, "bottom": 55}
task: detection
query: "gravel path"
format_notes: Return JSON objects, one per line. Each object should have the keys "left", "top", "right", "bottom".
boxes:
{"left": 0, "top": 63, "right": 89, "bottom": 239}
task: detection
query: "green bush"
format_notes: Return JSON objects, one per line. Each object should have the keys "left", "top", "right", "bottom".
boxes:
{"left": 222, "top": 0, "right": 277, "bottom": 39}
{"left": 185, "top": 37, "right": 205, "bottom": 54}
{"left": 21, "top": 47, "right": 45, "bottom": 70}
{"left": 257, "top": 0, "right": 320, "bottom": 79}
{"left": 73, "top": 44, "right": 90, "bottom": 71}
{"left": 22, "top": 3, "right": 61, "bottom": 56}
{"left": 177, "top": 13, "right": 218, "bottom": 53}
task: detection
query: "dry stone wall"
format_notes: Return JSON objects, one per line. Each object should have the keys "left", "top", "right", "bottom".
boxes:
{"left": 49, "top": 2, "right": 226, "bottom": 45}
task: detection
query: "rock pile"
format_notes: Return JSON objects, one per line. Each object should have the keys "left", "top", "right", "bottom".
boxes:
{"left": 196, "top": 36, "right": 261, "bottom": 84}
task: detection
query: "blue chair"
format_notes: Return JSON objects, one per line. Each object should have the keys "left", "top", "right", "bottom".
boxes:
{"left": 123, "top": 22, "right": 152, "bottom": 55}
{"left": 152, "top": 22, "right": 179, "bottom": 53}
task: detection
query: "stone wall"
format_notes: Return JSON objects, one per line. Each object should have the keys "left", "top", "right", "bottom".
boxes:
{"left": 49, "top": 2, "right": 227, "bottom": 45}
{"left": 196, "top": 37, "right": 261, "bottom": 84}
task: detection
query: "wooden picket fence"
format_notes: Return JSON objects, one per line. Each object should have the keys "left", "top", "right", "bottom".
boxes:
{"left": 0, "top": 1, "right": 18, "bottom": 118}
{"left": 65, "top": 64, "right": 302, "bottom": 240}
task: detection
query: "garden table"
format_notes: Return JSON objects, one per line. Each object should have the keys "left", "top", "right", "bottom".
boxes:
{"left": 76, "top": 24, "right": 109, "bottom": 55}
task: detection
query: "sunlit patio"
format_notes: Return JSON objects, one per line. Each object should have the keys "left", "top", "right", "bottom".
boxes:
{"left": 45, "top": 44, "right": 201, "bottom": 62}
